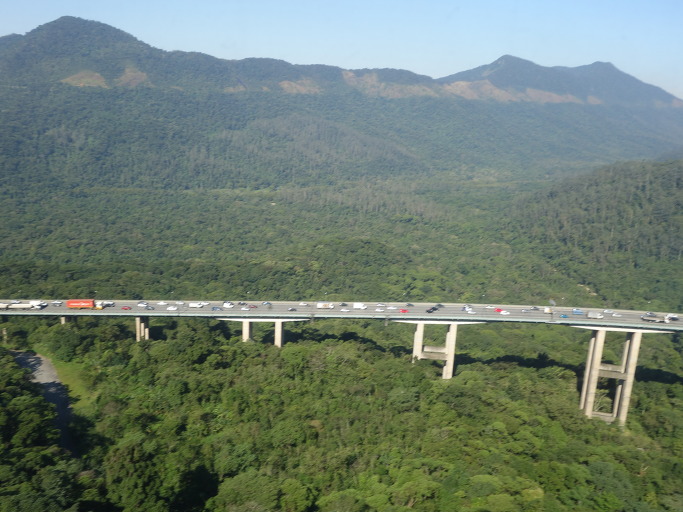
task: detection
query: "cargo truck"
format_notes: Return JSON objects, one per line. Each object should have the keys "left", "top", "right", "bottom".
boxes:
{"left": 353, "top": 302, "right": 368, "bottom": 310}
{"left": 641, "top": 314, "right": 670, "bottom": 323}
{"left": 0, "top": 303, "right": 38, "bottom": 310}
{"left": 316, "top": 302, "right": 335, "bottom": 309}
{"left": 66, "top": 299, "right": 104, "bottom": 310}
{"left": 586, "top": 311, "right": 605, "bottom": 319}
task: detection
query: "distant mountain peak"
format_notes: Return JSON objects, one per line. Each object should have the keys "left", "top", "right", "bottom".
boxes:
{"left": 0, "top": 17, "right": 680, "bottom": 107}
{"left": 438, "top": 55, "right": 681, "bottom": 107}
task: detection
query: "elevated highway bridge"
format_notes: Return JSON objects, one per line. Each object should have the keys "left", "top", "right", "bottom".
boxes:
{"left": 2, "top": 299, "right": 681, "bottom": 426}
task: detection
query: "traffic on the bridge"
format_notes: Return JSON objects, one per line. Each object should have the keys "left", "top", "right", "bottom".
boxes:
{"left": 1, "top": 298, "right": 680, "bottom": 330}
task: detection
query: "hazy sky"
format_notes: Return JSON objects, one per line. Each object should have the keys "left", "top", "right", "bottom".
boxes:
{"left": 2, "top": 0, "right": 682, "bottom": 98}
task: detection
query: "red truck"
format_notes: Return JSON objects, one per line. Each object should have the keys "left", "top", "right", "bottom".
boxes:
{"left": 66, "top": 299, "right": 104, "bottom": 310}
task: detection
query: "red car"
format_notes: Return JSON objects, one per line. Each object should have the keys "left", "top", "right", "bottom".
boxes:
{"left": 122, "top": 306, "right": 132, "bottom": 310}
{"left": 494, "top": 308, "right": 504, "bottom": 313}
{"left": 399, "top": 309, "right": 409, "bottom": 313}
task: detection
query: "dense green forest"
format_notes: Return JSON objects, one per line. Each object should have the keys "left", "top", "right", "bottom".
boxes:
{"left": 1, "top": 16, "right": 682, "bottom": 511}
{"left": 1, "top": 158, "right": 682, "bottom": 510}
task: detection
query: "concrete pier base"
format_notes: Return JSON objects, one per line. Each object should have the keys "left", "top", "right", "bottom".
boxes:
{"left": 396, "top": 320, "right": 482, "bottom": 379}
{"left": 574, "top": 326, "right": 672, "bottom": 426}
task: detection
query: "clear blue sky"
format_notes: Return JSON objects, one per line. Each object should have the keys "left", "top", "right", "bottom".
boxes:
{"left": 2, "top": 0, "right": 682, "bottom": 98}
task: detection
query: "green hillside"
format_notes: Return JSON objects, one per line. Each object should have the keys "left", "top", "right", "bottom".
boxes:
{"left": 1, "top": 16, "right": 682, "bottom": 512}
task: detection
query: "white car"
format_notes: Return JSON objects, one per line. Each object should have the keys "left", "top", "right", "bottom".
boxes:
{"left": 340, "top": 308, "right": 350, "bottom": 312}
{"left": 241, "top": 307, "right": 250, "bottom": 311}
{"left": 223, "top": 302, "right": 235, "bottom": 308}
{"left": 375, "top": 308, "right": 385, "bottom": 312}
{"left": 386, "top": 306, "right": 397, "bottom": 310}
{"left": 299, "top": 302, "right": 309, "bottom": 306}
{"left": 166, "top": 306, "right": 178, "bottom": 311}
{"left": 137, "top": 302, "right": 148, "bottom": 307}
{"left": 157, "top": 301, "right": 168, "bottom": 305}
{"left": 499, "top": 310, "right": 510, "bottom": 315}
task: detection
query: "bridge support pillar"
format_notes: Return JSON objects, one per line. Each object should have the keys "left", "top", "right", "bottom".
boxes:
{"left": 241, "top": 320, "right": 252, "bottom": 341}
{"left": 574, "top": 326, "right": 672, "bottom": 426}
{"left": 60, "top": 316, "right": 68, "bottom": 324}
{"left": 220, "top": 318, "right": 308, "bottom": 346}
{"left": 397, "top": 320, "right": 482, "bottom": 379}
{"left": 135, "top": 316, "right": 150, "bottom": 342}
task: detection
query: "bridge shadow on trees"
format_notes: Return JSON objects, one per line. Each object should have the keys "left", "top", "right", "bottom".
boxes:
{"left": 454, "top": 352, "right": 683, "bottom": 389}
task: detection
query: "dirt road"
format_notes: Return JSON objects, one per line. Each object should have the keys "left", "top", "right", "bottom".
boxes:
{"left": 10, "top": 351, "right": 78, "bottom": 454}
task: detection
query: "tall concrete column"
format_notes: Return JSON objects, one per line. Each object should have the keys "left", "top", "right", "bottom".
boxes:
{"left": 242, "top": 320, "right": 252, "bottom": 341}
{"left": 412, "top": 322, "right": 425, "bottom": 361}
{"left": 615, "top": 331, "right": 642, "bottom": 426}
{"left": 135, "top": 316, "right": 149, "bottom": 342}
{"left": 581, "top": 329, "right": 606, "bottom": 417}
{"left": 60, "top": 316, "right": 68, "bottom": 324}
{"left": 442, "top": 323, "right": 459, "bottom": 379}
{"left": 274, "top": 320, "right": 284, "bottom": 348}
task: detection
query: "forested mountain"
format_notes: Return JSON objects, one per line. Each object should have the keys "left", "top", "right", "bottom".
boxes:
{"left": 1, "top": 15, "right": 682, "bottom": 512}
{"left": 1, "top": 16, "right": 683, "bottom": 193}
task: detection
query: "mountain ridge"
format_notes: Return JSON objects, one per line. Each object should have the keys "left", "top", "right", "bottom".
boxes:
{"left": 1, "top": 16, "right": 681, "bottom": 107}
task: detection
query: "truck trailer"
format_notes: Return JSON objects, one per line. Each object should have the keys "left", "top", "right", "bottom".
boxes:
{"left": 0, "top": 303, "right": 38, "bottom": 310}
{"left": 316, "top": 302, "right": 335, "bottom": 309}
{"left": 641, "top": 314, "right": 670, "bottom": 323}
{"left": 66, "top": 299, "right": 104, "bottom": 310}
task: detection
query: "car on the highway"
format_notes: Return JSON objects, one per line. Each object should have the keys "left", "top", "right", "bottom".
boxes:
{"left": 241, "top": 307, "right": 250, "bottom": 311}
{"left": 399, "top": 309, "right": 409, "bottom": 313}
{"left": 299, "top": 302, "right": 308, "bottom": 306}
{"left": 145, "top": 306, "right": 155, "bottom": 310}
{"left": 572, "top": 309, "right": 584, "bottom": 315}
{"left": 122, "top": 306, "right": 132, "bottom": 310}
{"left": 287, "top": 307, "right": 297, "bottom": 311}
{"left": 340, "top": 308, "right": 350, "bottom": 312}
{"left": 167, "top": 306, "right": 178, "bottom": 311}
{"left": 499, "top": 310, "right": 510, "bottom": 315}
{"left": 212, "top": 307, "right": 222, "bottom": 311}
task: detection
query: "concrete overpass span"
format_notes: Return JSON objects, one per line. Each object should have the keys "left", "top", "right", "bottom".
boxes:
{"left": 2, "top": 299, "right": 680, "bottom": 426}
